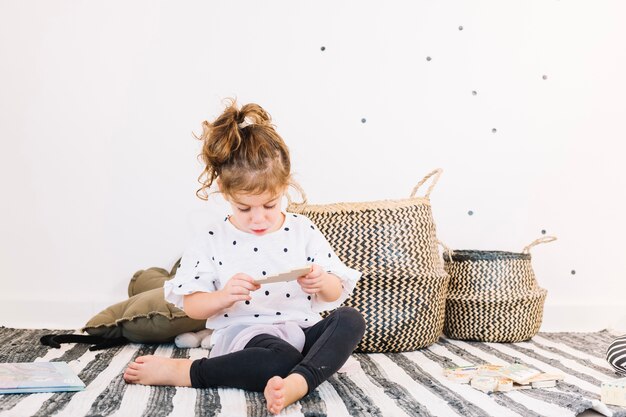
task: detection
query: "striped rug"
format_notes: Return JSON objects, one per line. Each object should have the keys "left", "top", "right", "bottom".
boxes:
{"left": 1, "top": 328, "right": 624, "bottom": 417}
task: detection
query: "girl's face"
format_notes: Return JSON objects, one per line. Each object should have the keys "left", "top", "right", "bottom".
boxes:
{"left": 227, "top": 190, "right": 284, "bottom": 236}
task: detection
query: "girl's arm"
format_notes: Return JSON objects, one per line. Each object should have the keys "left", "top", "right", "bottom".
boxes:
{"left": 182, "top": 291, "right": 230, "bottom": 320}
{"left": 298, "top": 265, "right": 343, "bottom": 303}
{"left": 316, "top": 272, "right": 343, "bottom": 303}
{"left": 183, "top": 273, "right": 260, "bottom": 320}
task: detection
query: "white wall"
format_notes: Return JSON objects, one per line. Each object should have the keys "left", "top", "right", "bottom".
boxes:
{"left": 1, "top": 0, "right": 625, "bottom": 332}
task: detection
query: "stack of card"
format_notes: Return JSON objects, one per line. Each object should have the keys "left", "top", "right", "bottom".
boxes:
{"left": 444, "top": 363, "right": 562, "bottom": 393}
{"left": 444, "top": 364, "right": 512, "bottom": 393}
{"left": 497, "top": 364, "right": 542, "bottom": 384}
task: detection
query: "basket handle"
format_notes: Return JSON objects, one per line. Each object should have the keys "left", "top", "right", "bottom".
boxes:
{"left": 410, "top": 169, "right": 443, "bottom": 199}
{"left": 438, "top": 240, "right": 454, "bottom": 261}
{"left": 522, "top": 236, "right": 557, "bottom": 254}
{"left": 286, "top": 181, "right": 308, "bottom": 207}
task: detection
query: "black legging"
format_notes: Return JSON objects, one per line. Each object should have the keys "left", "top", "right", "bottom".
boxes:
{"left": 189, "top": 307, "right": 366, "bottom": 393}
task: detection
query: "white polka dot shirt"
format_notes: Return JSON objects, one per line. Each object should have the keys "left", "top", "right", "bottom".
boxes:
{"left": 164, "top": 212, "right": 361, "bottom": 355}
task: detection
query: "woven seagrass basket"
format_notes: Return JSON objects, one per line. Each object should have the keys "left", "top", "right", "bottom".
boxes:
{"left": 287, "top": 169, "right": 449, "bottom": 352}
{"left": 442, "top": 236, "right": 556, "bottom": 342}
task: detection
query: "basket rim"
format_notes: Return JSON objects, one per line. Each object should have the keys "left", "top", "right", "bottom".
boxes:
{"left": 444, "top": 250, "right": 531, "bottom": 261}
{"left": 287, "top": 196, "right": 431, "bottom": 214}
{"left": 446, "top": 287, "right": 547, "bottom": 302}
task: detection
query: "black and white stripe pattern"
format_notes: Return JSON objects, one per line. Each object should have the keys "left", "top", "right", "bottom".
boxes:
{"left": 607, "top": 334, "right": 626, "bottom": 376}
{"left": 1, "top": 328, "right": 626, "bottom": 417}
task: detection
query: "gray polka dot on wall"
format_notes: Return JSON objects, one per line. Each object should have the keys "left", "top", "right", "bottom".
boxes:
{"left": 468, "top": 210, "right": 474, "bottom": 216}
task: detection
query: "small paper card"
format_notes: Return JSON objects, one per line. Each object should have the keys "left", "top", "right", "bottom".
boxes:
{"left": 0, "top": 362, "right": 85, "bottom": 394}
{"left": 601, "top": 377, "right": 626, "bottom": 407}
{"left": 531, "top": 380, "right": 557, "bottom": 388}
{"left": 495, "top": 377, "right": 514, "bottom": 392}
{"left": 470, "top": 376, "right": 498, "bottom": 393}
{"left": 477, "top": 364, "right": 504, "bottom": 377}
{"left": 254, "top": 266, "right": 312, "bottom": 285}
{"left": 497, "top": 364, "right": 542, "bottom": 384}
{"left": 527, "top": 373, "right": 564, "bottom": 383}
{"left": 443, "top": 365, "right": 479, "bottom": 384}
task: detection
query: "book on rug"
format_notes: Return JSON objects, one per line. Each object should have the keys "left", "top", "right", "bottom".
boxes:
{"left": 254, "top": 266, "right": 312, "bottom": 285}
{"left": 0, "top": 362, "right": 85, "bottom": 394}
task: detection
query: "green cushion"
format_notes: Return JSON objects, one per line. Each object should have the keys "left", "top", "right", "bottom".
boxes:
{"left": 82, "top": 261, "right": 205, "bottom": 344}
{"left": 127, "top": 267, "right": 171, "bottom": 297}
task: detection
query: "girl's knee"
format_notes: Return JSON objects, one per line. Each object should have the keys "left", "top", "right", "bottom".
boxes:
{"left": 277, "top": 346, "right": 304, "bottom": 368}
{"left": 261, "top": 342, "right": 304, "bottom": 376}
{"left": 335, "top": 307, "right": 366, "bottom": 336}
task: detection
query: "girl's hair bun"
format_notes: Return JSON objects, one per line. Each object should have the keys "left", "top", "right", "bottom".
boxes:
{"left": 195, "top": 98, "right": 291, "bottom": 200}
{"left": 237, "top": 103, "right": 272, "bottom": 129}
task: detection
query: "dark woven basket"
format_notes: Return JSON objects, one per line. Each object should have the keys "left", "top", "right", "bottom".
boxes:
{"left": 287, "top": 169, "right": 449, "bottom": 352}
{"left": 442, "top": 238, "right": 556, "bottom": 342}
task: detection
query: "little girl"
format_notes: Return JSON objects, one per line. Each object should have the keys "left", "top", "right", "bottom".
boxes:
{"left": 123, "top": 100, "right": 365, "bottom": 415}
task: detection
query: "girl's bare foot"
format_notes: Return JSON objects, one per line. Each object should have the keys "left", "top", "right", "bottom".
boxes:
{"left": 264, "top": 373, "right": 308, "bottom": 415}
{"left": 123, "top": 355, "right": 193, "bottom": 387}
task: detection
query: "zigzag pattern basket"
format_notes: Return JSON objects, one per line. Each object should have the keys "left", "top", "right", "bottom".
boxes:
{"left": 442, "top": 237, "right": 556, "bottom": 342}
{"left": 288, "top": 169, "right": 449, "bottom": 352}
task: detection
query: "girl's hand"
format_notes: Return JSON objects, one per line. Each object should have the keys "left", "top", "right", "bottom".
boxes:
{"left": 297, "top": 264, "right": 326, "bottom": 294}
{"left": 219, "top": 273, "right": 260, "bottom": 308}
